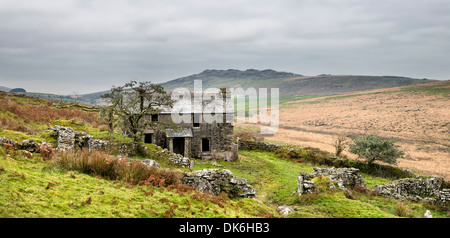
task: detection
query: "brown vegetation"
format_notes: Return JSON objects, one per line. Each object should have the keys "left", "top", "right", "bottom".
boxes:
{"left": 50, "top": 149, "right": 182, "bottom": 188}
{"left": 239, "top": 80, "right": 450, "bottom": 180}
{"left": 0, "top": 92, "right": 102, "bottom": 133}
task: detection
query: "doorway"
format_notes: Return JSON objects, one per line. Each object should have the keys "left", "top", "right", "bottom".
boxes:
{"left": 144, "top": 133, "right": 153, "bottom": 144}
{"left": 173, "top": 137, "right": 185, "bottom": 155}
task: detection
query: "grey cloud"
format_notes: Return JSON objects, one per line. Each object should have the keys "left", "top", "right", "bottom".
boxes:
{"left": 0, "top": 0, "right": 449, "bottom": 94}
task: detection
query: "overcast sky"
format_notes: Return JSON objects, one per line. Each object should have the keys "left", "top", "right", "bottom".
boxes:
{"left": 0, "top": 0, "right": 449, "bottom": 94}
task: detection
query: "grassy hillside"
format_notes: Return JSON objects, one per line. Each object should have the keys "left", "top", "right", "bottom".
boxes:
{"left": 1, "top": 91, "right": 448, "bottom": 218}
{"left": 0, "top": 147, "right": 275, "bottom": 218}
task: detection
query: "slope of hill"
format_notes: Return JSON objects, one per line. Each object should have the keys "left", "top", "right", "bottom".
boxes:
{"left": 160, "top": 69, "right": 301, "bottom": 91}
{"left": 160, "top": 69, "right": 434, "bottom": 96}
{"left": 0, "top": 86, "right": 11, "bottom": 92}
{"left": 1, "top": 91, "right": 449, "bottom": 218}
{"left": 1, "top": 69, "right": 434, "bottom": 105}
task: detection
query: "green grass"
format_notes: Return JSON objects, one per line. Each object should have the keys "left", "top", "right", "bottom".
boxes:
{"left": 193, "top": 150, "right": 314, "bottom": 202}
{"left": 193, "top": 149, "right": 449, "bottom": 218}
{"left": 283, "top": 176, "right": 449, "bottom": 218}
{"left": 397, "top": 81, "right": 450, "bottom": 95}
{"left": 0, "top": 148, "right": 277, "bottom": 218}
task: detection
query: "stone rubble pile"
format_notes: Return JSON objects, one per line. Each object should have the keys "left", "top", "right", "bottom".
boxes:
{"left": 374, "top": 177, "right": 449, "bottom": 207}
{"left": 49, "top": 126, "right": 147, "bottom": 156}
{"left": 298, "top": 167, "right": 366, "bottom": 196}
{"left": 0, "top": 137, "right": 40, "bottom": 152}
{"left": 181, "top": 169, "right": 256, "bottom": 198}
{"left": 155, "top": 147, "right": 192, "bottom": 168}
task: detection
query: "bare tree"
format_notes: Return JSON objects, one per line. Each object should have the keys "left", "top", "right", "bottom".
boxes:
{"left": 101, "top": 81, "right": 174, "bottom": 142}
{"left": 333, "top": 134, "right": 348, "bottom": 157}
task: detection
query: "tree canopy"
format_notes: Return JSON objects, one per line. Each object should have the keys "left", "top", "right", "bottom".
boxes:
{"left": 349, "top": 134, "right": 404, "bottom": 165}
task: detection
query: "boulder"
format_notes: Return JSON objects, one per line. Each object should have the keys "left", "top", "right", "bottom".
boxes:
{"left": 424, "top": 210, "right": 432, "bottom": 218}
{"left": 277, "top": 206, "right": 295, "bottom": 217}
{"left": 141, "top": 159, "right": 161, "bottom": 168}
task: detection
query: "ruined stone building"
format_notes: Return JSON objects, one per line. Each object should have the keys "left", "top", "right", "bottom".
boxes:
{"left": 136, "top": 91, "right": 238, "bottom": 161}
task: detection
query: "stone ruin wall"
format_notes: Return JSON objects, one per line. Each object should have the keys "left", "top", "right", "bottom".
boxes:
{"left": 181, "top": 169, "right": 256, "bottom": 198}
{"left": 297, "top": 166, "right": 449, "bottom": 208}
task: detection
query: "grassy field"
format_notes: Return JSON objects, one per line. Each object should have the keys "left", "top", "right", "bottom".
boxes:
{"left": 0, "top": 147, "right": 277, "bottom": 218}
{"left": 1, "top": 138, "right": 449, "bottom": 218}
{"left": 192, "top": 149, "right": 448, "bottom": 218}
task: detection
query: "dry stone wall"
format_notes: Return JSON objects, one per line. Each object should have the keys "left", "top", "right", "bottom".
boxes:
{"left": 0, "top": 137, "right": 40, "bottom": 152}
{"left": 374, "top": 177, "right": 450, "bottom": 207}
{"left": 49, "top": 126, "right": 147, "bottom": 156}
{"left": 237, "top": 139, "right": 284, "bottom": 152}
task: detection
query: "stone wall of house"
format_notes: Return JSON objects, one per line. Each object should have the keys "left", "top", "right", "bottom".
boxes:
{"left": 374, "top": 177, "right": 450, "bottom": 207}
{"left": 142, "top": 113, "right": 237, "bottom": 161}
{"left": 297, "top": 167, "right": 366, "bottom": 196}
{"left": 181, "top": 169, "right": 256, "bottom": 198}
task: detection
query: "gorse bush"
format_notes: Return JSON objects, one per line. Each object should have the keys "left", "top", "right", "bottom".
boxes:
{"left": 51, "top": 149, "right": 182, "bottom": 187}
{"left": 349, "top": 134, "right": 404, "bottom": 165}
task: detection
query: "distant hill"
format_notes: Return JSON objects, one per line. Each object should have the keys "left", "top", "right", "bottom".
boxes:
{"left": 160, "top": 69, "right": 434, "bottom": 97}
{"left": 0, "top": 69, "right": 436, "bottom": 104}
{"left": 0, "top": 86, "right": 11, "bottom": 92}
{"left": 9, "top": 88, "right": 26, "bottom": 93}
{"left": 160, "top": 69, "right": 301, "bottom": 91}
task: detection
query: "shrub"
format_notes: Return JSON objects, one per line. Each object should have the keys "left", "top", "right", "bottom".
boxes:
{"left": 50, "top": 149, "right": 182, "bottom": 188}
{"left": 39, "top": 143, "right": 55, "bottom": 161}
{"left": 349, "top": 134, "right": 404, "bottom": 165}
{"left": 395, "top": 202, "right": 414, "bottom": 218}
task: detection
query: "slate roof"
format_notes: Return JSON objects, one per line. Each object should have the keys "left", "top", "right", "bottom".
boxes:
{"left": 160, "top": 92, "right": 234, "bottom": 114}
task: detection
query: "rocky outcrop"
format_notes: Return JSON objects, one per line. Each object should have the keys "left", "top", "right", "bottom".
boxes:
{"left": 298, "top": 167, "right": 366, "bottom": 196}
{"left": 373, "top": 177, "right": 449, "bottom": 207}
{"left": 181, "top": 169, "right": 256, "bottom": 198}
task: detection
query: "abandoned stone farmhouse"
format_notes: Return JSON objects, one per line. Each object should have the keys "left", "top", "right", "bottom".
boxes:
{"left": 133, "top": 91, "right": 238, "bottom": 161}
